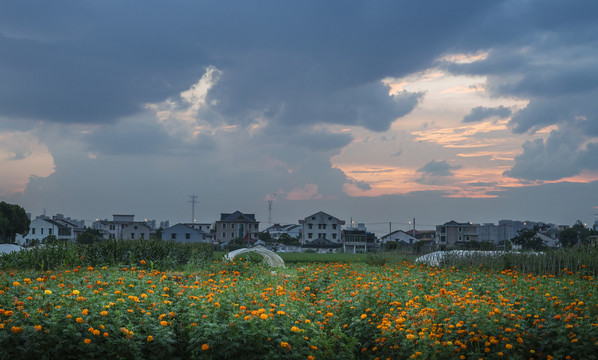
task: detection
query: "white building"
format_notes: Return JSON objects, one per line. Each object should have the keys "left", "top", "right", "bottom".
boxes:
{"left": 266, "top": 224, "right": 301, "bottom": 239}
{"left": 299, "top": 211, "right": 345, "bottom": 247}
{"left": 162, "top": 223, "right": 212, "bottom": 243}
{"left": 121, "top": 223, "right": 152, "bottom": 240}
{"left": 15, "top": 217, "right": 76, "bottom": 246}
{"left": 92, "top": 214, "right": 153, "bottom": 240}
{"left": 380, "top": 230, "right": 418, "bottom": 246}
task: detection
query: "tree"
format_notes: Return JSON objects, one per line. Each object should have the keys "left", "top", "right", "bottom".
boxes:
{"left": 511, "top": 228, "right": 545, "bottom": 251}
{"left": 77, "top": 228, "right": 104, "bottom": 244}
{"left": 0, "top": 202, "right": 30, "bottom": 243}
{"left": 560, "top": 220, "right": 592, "bottom": 247}
{"left": 559, "top": 227, "right": 578, "bottom": 247}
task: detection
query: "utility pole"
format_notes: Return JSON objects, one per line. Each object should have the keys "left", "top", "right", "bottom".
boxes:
{"left": 188, "top": 195, "right": 199, "bottom": 223}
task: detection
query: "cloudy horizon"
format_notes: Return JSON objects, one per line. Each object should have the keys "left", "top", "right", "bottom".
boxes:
{"left": 1, "top": 1, "right": 597, "bottom": 235}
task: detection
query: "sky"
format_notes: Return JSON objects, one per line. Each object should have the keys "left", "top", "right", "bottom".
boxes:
{"left": 1, "top": 0, "right": 597, "bottom": 236}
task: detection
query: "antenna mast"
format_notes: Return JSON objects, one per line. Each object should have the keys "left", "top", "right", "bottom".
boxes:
{"left": 188, "top": 195, "right": 199, "bottom": 223}
{"left": 267, "top": 193, "right": 277, "bottom": 229}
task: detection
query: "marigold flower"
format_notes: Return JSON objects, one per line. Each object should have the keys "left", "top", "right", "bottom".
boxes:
{"left": 406, "top": 334, "right": 416, "bottom": 340}
{"left": 76, "top": 317, "right": 84, "bottom": 323}
{"left": 100, "top": 311, "right": 108, "bottom": 316}
{"left": 202, "top": 344, "right": 210, "bottom": 351}
{"left": 160, "top": 320, "right": 168, "bottom": 326}
{"left": 147, "top": 335, "right": 153, "bottom": 342}
{"left": 84, "top": 338, "right": 91, "bottom": 344}
{"left": 72, "top": 290, "right": 80, "bottom": 295}
{"left": 361, "top": 314, "right": 367, "bottom": 319}
{"left": 12, "top": 281, "right": 20, "bottom": 287}
{"left": 260, "top": 314, "right": 269, "bottom": 320}
{"left": 44, "top": 290, "right": 52, "bottom": 295}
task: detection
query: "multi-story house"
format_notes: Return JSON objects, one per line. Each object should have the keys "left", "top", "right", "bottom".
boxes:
{"left": 215, "top": 211, "right": 260, "bottom": 244}
{"left": 342, "top": 223, "right": 378, "bottom": 253}
{"left": 435, "top": 220, "right": 478, "bottom": 247}
{"left": 299, "top": 211, "right": 345, "bottom": 248}
{"left": 15, "top": 216, "right": 77, "bottom": 245}
{"left": 92, "top": 214, "right": 153, "bottom": 240}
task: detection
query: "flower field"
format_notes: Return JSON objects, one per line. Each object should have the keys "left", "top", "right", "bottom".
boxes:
{"left": 0, "top": 258, "right": 597, "bottom": 359}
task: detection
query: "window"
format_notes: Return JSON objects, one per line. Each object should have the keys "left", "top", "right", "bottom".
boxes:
{"left": 441, "top": 236, "right": 446, "bottom": 242}
{"left": 185, "top": 233, "right": 191, "bottom": 240}
{"left": 231, "top": 233, "right": 234, "bottom": 238}
{"left": 322, "top": 224, "right": 327, "bottom": 229}
{"left": 223, "top": 224, "right": 227, "bottom": 229}
{"left": 232, "top": 224, "right": 235, "bottom": 229}
{"left": 458, "top": 227, "right": 462, "bottom": 232}
{"left": 222, "top": 232, "right": 226, "bottom": 238}
{"left": 49, "top": 228, "right": 53, "bottom": 235}
{"left": 131, "top": 233, "right": 135, "bottom": 239}
{"left": 32, "top": 228, "right": 35, "bottom": 234}
{"left": 458, "top": 235, "right": 462, "bottom": 241}
{"left": 255, "top": 224, "right": 258, "bottom": 229}
{"left": 308, "top": 224, "right": 313, "bottom": 229}
{"left": 308, "top": 233, "right": 313, "bottom": 239}
{"left": 171, "top": 233, "right": 177, "bottom": 240}
{"left": 140, "top": 233, "right": 145, "bottom": 240}
{"left": 41, "top": 228, "right": 44, "bottom": 235}
{"left": 332, "top": 224, "right": 337, "bottom": 230}
{"left": 110, "top": 224, "right": 115, "bottom": 230}
{"left": 332, "top": 234, "right": 337, "bottom": 240}
{"left": 318, "top": 224, "right": 322, "bottom": 229}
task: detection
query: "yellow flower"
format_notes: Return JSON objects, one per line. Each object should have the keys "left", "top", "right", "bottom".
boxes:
{"left": 44, "top": 290, "right": 52, "bottom": 295}
{"left": 147, "top": 335, "right": 153, "bottom": 342}
{"left": 406, "top": 334, "right": 416, "bottom": 341}
{"left": 72, "top": 290, "right": 80, "bottom": 295}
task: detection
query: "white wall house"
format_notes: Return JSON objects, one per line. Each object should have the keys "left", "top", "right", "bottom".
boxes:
{"left": 92, "top": 214, "right": 152, "bottom": 240}
{"left": 15, "top": 217, "right": 76, "bottom": 246}
{"left": 299, "top": 211, "right": 345, "bottom": 247}
{"left": 121, "top": 223, "right": 152, "bottom": 240}
{"left": 380, "top": 230, "right": 418, "bottom": 246}
{"left": 162, "top": 223, "right": 212, "bottom": 243}
{"left": 266, "top": 224, "right": 301, "bottom": 239}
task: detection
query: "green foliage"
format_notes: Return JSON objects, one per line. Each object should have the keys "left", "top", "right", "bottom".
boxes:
{"left": 511, "top": 228, "right": 546, "bottom": 251}
{"left": 0, "top": 201, "right": 30, "bottom": 243}
{"left": 0, "top": 239, "right": 214, "bottom": 271}
{"left": 76, "top": 228, "right": 104, "bottom": 245}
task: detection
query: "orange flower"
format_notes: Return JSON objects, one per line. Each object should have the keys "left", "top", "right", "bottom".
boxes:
{"left": 202, "top": 344, "right": 210, "bottom": 351}
{"left": 76, "top": 317, "right": 84, "bottom": 323}
{"left": 260, "top": 314, "right": 269, "bottom": 320}
{"left": 147, "top": 335, "right": 154, "bottom": 342}
{"left": 160, "top": 321, "right": 168, "bottom": 326}
{"left": 84, "top": 338, "right": 91, "bottom": 344}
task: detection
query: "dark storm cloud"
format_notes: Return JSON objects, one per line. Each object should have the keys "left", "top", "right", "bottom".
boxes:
{"left": 462, "top": 106, "right": 511, "bottom": 123}
{"left": 84, "top": 117, "right": 216, "bottom": 156}
{"left": 0, "top": 0, "right": 492, "bottom": 132}
{"left": 287, "top": 131, "right": 353, "bottom": 152}
{"left": 504, "top": 129, "right": 598, "bottom": 181}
